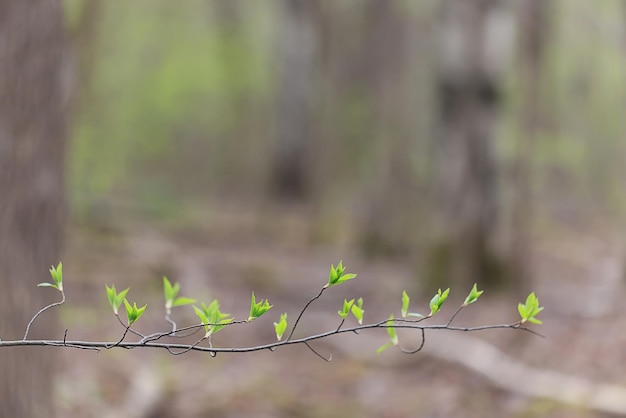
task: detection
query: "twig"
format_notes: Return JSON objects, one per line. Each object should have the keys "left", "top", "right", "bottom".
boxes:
{"left": 286, "top": 287, "right": 326, "bottom": 341}
{"left": 23, "top": 291, "right": 65, "bottom": 340}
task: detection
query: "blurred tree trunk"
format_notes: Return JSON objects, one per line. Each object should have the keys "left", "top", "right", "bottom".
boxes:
{"left": 427, "top": 0, "right": 514, "bottom": 289}
{"left": 355, "top": 1, "right": 416, "bottom": 257}
{"left": 510, "top": 0, "right": 551, "bottom": 294}
{"left": 270, "top": 0, "right": 319, "bottom": 200}
{"left": 0, "top": 1, "right": 67, "bottom": 416}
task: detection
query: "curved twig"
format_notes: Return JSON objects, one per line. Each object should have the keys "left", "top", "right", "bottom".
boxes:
{"left": 23, "top": 291, "right": 65, "bottom": 340}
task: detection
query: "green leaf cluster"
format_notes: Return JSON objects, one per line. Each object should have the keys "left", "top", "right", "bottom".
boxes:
{"left": 193, "top": 300, "right": 233, "bottom": 337}
{"left": 429, "top": 288, "right": 450, "bottom": 316}
{"left": 518, "top": 292, "right": 544, "bottom": 324}
{"left": 123, "top": 299, "right": 147, "bottom": 325}
{"left": 248, "top": 292, "right": 272, "bottom": 321}
{"left": 338, "top": 298, "right": 355, "bottom": 319}
{"left": 351, "top": 297, "right": 364, "bottom": 324}
{"left": 105, "top": 285, "right": 129, "bottom": 315}
{"left": 38, "top": 262, "right": 63, "bottom": 291}
{"left": 377, "top": 315, "right": 398, "bottom": 354}
{"left": 463, "top": 283, "right": 484, "bottom": 306}
{"left": 400, "top": 291, "right": 424, "bottom": 318}
{"left": 274, "top": 313, "right": 288, "bottom": 341}
{"left": 325, "top": 260, "right": 357, "bottom": 288}
{"left": 163, "top": 277, "right": 195, "bottom": 315}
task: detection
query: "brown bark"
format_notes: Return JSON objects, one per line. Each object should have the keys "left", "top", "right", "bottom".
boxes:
{"left": 0, "top": 1, "right": 68, "bottom": 416}
{"left": 428, "top": 0, "right": 513, "bottom": 289}
{"left": 270, "top": 0, "right": 319, "bottom": 200}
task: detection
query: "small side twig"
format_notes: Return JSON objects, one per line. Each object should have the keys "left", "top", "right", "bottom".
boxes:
{"left": 287, "top": 287, "right": 326, "bottom": 341}
{"left": 23, "top": 290, "right": 65, "bottom": 340}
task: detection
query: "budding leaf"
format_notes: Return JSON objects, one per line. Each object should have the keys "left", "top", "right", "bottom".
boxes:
{"left": 338, "top": 298, "right": 355, "bottom": 319}
{"left": 106, "top": 285, "right": 129, "bottom": 315}
{"left": 248, "top": 291, "right": 273, "bottom": 321}
{"left": 351, "top": 297, "right": 364, "bottom": 324}
{"left": 38, "top": 262, "right": 64, "bottom": 291}
{"left": 325, "top": 260, "right": 357, "bottom": 288}
{"left": 274, "top": 313, "right": 288, "bottom": 341}
{"left": 463, "top": 283, "right": 484, "bottom": 306}
{"left": 193, "top": 300, "right": 233, "bottom": 337}
{"left": 401, "top": 291, "right": 410, "bottom": 318}
{"left": 377, "top": 315, "right": 398, "bottom": 354}
{"left": 429, "top": 288, "right": 450, "bottom": 316}
{"left": 163, "top": 277, "right": 195, "bottom": 314}
{"left": 123, "top": 299, "right": 146, "bottom": 325}
{"left": 518, "top": 292, "right": 543, "bottom": 324}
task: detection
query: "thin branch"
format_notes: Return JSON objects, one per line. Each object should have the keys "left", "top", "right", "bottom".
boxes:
{"left": 446, "top": 305, "right": 464, "bottom": 326}
{"left": 105, "top": 325, "right": 131, "bottom": 349}
{"left": 0, "top": 321, "right": 535, "bottom": 354}
{"left": 165, "top": 314, "right": 177, "bottom": 333}
{"left": 115, "top": 314, "right": 144, "bottom": 339}
{"left": 286, "top": 287, "right": 326, "bottom": 341}
{"left": 400, "top": 328, "right": 426, "bottom": 354}
{"left": 23, "top": 290, "right": 65, "bottom": 340}
{"left": 304, "top": 341, "right": 332, "bottom": 362}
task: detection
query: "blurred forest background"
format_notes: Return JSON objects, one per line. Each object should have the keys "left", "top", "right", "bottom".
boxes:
{"left": 4, "top": 0, "right": 626, "bottom": 416}
{"left": 66, "top": 0, "right": 626, "bottom": 290}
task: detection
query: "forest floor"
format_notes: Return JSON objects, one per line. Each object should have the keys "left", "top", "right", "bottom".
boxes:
{"left": 53, "top": 204, "right": 626, "bottom": 418}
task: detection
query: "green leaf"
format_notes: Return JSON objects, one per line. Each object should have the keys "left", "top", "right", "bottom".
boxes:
{"left": 401, "top": 291, "right": 410, "bottom": 318}
{"left": 163, "top": 277, "right": 193, "bottom": 314}
{"left": 463, "top": 283, "right": 484, "bottom": 306}
{"left": 123, "top": 299, "right": 147, "bottom": 325}
{"left": 351, "top": 297, "right": 364, "bottom": 323}
{"left": 338, "top": 298, "right": 355, "bottom": 319}
{"left": 193, "top": 300, "right": 233, "bottom": 337}
{"left": 38, "top": 262, "right": 63, "bottom": 291}
{"left": 37, "top": 282, "right": 58, "bottom": 289}
{"left": 376, "top": 342, "right": 393, "bottom": 354}
{"left": 106, "top": 285, "right": 129, "bottom": 315}
{"left": 248, "top": 291, "right": 273, "bottom": 321}
{"left": 274, "top": 313, "right": 288, "bottom": 341}
{"left": 325, "top": 261, "right": 357, "bottom": 288}
{"left": 163, "top": 277, "right": 178, "bottom": 302}
{"left": 518, "top": 292, "right": 543, "bottom": 324}
{"left": 386, "top": 315, "right": 398, "bottom": 346}
{"left": 49, "top": 262, "right": 63, "bottom": 290}
{"left": 429, "top": 288, "right": 450, "bottom": 316}
{"left": 172, "top": 297, "right": 196, "bottom": 307}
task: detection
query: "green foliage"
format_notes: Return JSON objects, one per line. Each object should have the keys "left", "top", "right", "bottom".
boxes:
{"left": 400, "top": 291, "right": 424, "bottom": 318}
{"left": 463, "top": 283, "right": 484, "bottom": 307}
{"left": 38, "top": 262, "right": 64, "bottom": 291}
{"left": 193, "top": 300, "right": 233, "bottom": 337}
{"left": 248, "top": 292, "right": 272, "bottom": 321}
{"left": 518, "top": 292, "right": 544, "bottom": 324}
{"left": 123, "top": 299, "right": 147, "bottom": 325}
{"left": 338, "top": 298, "right": 355, "bottom": 319}
{"left": 163, "top": 276, "right": 195, "bottom": 315}
{"left": 376, "top": 315, "right": 398, "bottom": 354}
{"left": 429, "top": 288, "right": 450, "bottom": 316}
{"left": 22, "top": 261, "right": 543, "bottom": 357}
{"left": 350, "top": 297, "right": 364, "bottom": 324}
{"left": 105, "top": 284, "right": 129, "bottom": 315}
{"left": 274, "top": 313, "right": 288, "bottom": 341}
{"left": 325, "top": 260, "right": 357, "bottom": 288}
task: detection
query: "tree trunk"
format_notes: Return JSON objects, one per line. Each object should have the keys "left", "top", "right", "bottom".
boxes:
{"left": 427, "top": 0, "right": 514, "bottom": 289}
{"left": 510, "top": 0, "right": 551, "bottom": 294}
{"left": 270, "top": 0, "right": 319, "bottom": 200}
{"left": 0, "top": 1, "right": 68, "bottom": 416}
